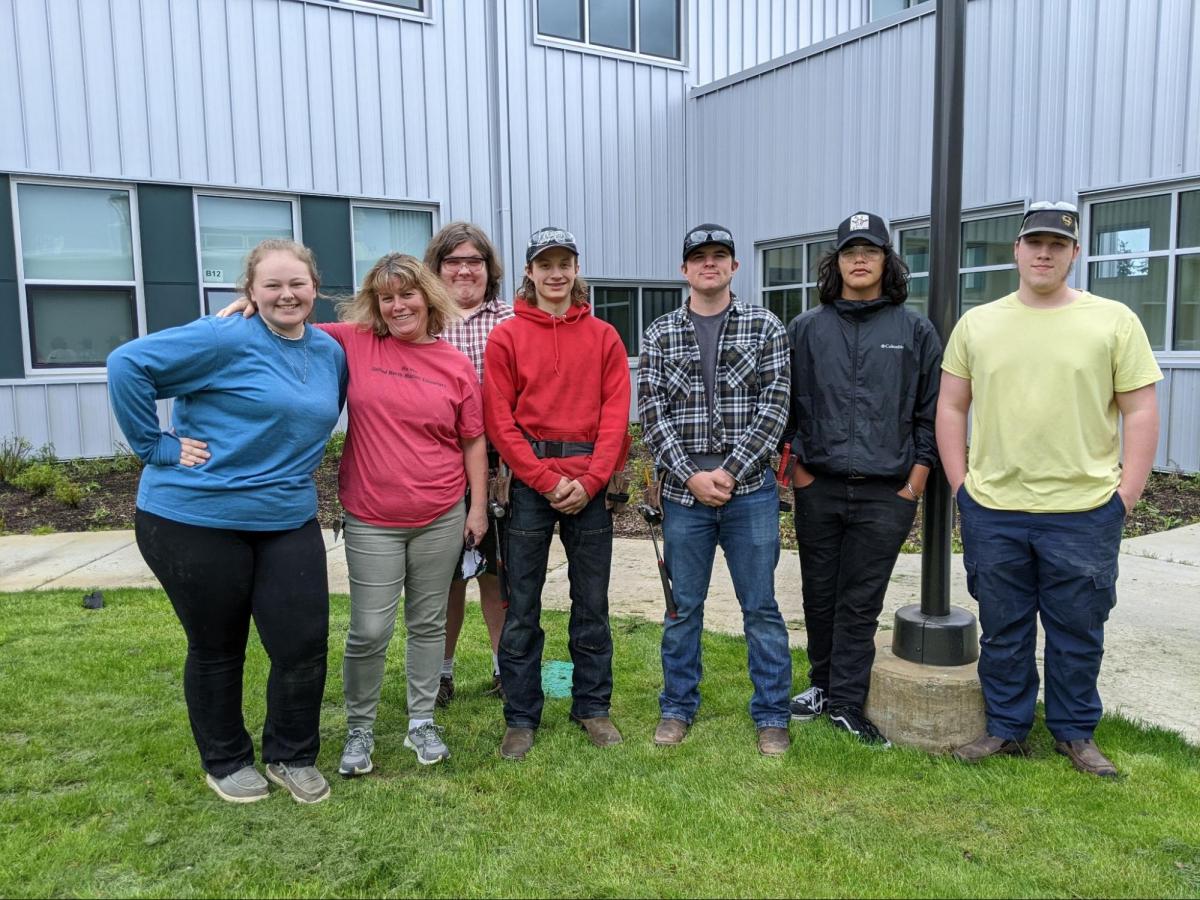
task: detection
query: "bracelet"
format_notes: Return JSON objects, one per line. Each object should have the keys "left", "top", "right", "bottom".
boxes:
{"left": 904, "top": 481, "right": 919, "bottom": 499}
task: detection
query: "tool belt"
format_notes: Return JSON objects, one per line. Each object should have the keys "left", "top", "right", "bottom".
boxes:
{"left": 488, "top": 463, "right": 512, "bottom": 506}
{"left": 526, "top": 438, "right": 595, "bottom": 458}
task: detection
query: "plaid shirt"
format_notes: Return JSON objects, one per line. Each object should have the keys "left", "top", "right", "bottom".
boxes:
{"left": 442, "top": 296, "right": 515, "bottom": 383}
{"left": 638, "top": 294, "right": 791, "bottom": 507}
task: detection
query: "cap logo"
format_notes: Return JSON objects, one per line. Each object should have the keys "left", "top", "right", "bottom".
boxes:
{"left": 850, "top": 214, "right": 870, "bottom": 231}
{"left": 1062, "top": 214, "right": 1074, "bottom": 228}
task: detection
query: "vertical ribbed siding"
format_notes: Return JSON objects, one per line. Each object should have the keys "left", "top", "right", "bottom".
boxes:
{"left": 493, "top": 0, "right": 689, "bottom": 287}
{"left": 690, "top": 0, "right": 871, "bottom": 85}
{"left": 0, "top": 0, "right": 495, "bottom": 221}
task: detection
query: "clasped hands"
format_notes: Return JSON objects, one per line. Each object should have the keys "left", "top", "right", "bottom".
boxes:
{"left": 686, "top": 468, "right": 735, "bottom": 507}
{"left": 542, "top": 476, "right": 590, "bottom": 515}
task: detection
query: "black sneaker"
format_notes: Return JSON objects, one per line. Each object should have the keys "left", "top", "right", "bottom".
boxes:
{"left": 828, "top": 705, "right": 891, "bottom": 747}
{"left": 436, "top": 675, "right": 454, "bottom": 708}
{"left": 789, "top": 685, "right": 827, "bottom": 721}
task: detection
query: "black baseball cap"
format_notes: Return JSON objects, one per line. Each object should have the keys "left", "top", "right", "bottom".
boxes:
{"left": 682, "top": 224, "right": 735, "bottom": 261}
{"left": 1017, "top": 201, "right": 1080, "bottom": 242}
{"left": 526, "top": 227, "right": 579, "bottom": 263}
{"left": 835, "top": 211, "right": 891, "bottom": 250}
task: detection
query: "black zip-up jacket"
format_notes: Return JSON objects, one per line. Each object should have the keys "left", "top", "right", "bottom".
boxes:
{"left": 785, "top": 298, "right": 942, "bottom": 479}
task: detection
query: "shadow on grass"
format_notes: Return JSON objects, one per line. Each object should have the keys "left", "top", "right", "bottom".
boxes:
{"left": 0, "top": 588, "right": 1197, "bottom": 899}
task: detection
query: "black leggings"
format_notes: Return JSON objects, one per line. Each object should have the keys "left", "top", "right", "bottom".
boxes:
{"left": 135, "top": 510, "right": 330, "bottom": 776}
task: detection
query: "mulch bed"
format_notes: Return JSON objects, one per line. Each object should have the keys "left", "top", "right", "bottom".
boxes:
{"left": 2, "top": 447, "right": 1198, "bottom": 545}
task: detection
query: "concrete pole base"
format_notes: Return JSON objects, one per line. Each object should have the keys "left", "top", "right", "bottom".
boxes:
{"left": 863, "top": 633, "right": 986, "bottom": 754}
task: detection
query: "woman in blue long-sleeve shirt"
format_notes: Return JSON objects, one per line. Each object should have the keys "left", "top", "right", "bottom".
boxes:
{"left": 108, "top": 239, "right": 346, "bottom": 805}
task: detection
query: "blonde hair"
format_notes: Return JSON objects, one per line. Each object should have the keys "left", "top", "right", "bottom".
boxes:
{"left": 336, "top": 253, "right": 460, "bottom": 337}
{"left": 239, "top": 239, "right": 321, "bottom": 300}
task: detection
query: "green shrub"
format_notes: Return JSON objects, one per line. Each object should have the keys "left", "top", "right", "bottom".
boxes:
{"left": 325, "top": 430, "right": 347, "bottom": 461}
{"left": 11, "top": 463, "right": 60, "bottom": 495}
{"left": 52, "top": 480, "right": 85, "bottom": 507}
{"left": 0, "top": 436, "right": 33, "bottom": 483}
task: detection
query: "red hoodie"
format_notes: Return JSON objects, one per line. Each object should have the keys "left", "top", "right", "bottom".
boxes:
{"left": 484, "top": 300, "right": 631, "bottom": 499}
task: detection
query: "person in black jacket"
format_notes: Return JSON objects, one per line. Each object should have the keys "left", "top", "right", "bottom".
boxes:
{"left": 784, "top": 211, "right": 942, "bottom": 746}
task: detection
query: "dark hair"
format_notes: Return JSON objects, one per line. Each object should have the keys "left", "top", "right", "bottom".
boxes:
{"left": 817, "top": 244, "right": 910, "bottom": 305}
{"left": 423, "top": 221, "right": 505, "bottom": 305}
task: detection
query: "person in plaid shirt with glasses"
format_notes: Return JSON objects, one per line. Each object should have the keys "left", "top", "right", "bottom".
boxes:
{"left": 424, "top": 222, "right": 514, "bottom": 708}
{"left": 637, "top": 224, "right": 793, "bottom": 756}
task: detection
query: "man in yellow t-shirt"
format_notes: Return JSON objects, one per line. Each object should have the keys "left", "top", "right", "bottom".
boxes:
{"left": 937, "top": 201, "right": 1162, "bottom": 779}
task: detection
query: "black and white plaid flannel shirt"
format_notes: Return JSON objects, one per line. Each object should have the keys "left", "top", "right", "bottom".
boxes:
{"left": 637, "top": 294, "right": 791, "bottom": 507}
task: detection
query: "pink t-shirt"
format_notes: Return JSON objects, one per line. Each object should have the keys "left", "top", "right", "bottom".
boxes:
{"left": 318, "top": 323, "right": 484, "bottom": 528}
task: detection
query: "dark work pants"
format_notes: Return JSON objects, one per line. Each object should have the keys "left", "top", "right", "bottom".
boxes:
{"left": 792, "top": 477, "right": 917, "bottom": 709}
{"left": 957, "top": 487, "right": 1125, "bottom": 742}
{"left": 135, "top": 510, "right": 330, "bottom": 777}
{"left": 499, "top": 480, "right": 614, "bottom": 728}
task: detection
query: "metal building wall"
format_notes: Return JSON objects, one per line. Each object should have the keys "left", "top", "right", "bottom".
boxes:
{"left": 0, "top": 0, "right": 495, "bottom": 216}
{"left": 691, "top": 0, "right": 871, "bottom": 85}
{"left": 687, "top": 0, "right": 1200, "bottom": 472}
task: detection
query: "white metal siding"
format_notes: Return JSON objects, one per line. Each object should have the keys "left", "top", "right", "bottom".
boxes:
{"left": 690, "top": 0, "right": 872, "bottom": 85}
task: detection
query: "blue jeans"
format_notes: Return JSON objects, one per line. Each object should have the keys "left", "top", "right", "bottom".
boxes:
{"left": 659, "top": 473, "right": 792, "bottom": 729}
{"left": 499, "top": 480, "right": 614, "bottom": 728}
{"left": 958, "top": 486, "right": 1125, "bottom": 742}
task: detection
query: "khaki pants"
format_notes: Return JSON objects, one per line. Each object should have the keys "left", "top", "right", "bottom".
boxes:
{"left": 342, "top": 505, "right": 465, "bottom": 729}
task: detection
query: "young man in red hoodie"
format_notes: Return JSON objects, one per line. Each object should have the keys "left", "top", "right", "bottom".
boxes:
{"left": 483, "top": 227, "right": 632, "bottom": 761}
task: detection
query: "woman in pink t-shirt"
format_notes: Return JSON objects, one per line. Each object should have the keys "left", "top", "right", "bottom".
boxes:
{"left": 323, "top": 254, "right": 486, "bottom": 771}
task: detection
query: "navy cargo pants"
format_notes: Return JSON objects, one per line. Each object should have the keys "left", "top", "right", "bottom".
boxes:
{"left": 957, "top": 486, "right": 1126, "bottom": 742}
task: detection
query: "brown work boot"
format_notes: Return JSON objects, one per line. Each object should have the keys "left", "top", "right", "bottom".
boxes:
{"left": 653, "top": 718, "right": 689, "bottom": 747}
{"left": 952, "top": 733, "right": 1030, "bottom": 763}
{"left": 499, "top": 726, "right": 535, "bottom": 760}
{"left": 435, "top": 675, "right": 454, "bottom": 708}
{"left": 572, "top": 716, "right": 623, "bottom": 748}
{"left": 757, "top": 726, "right": 790, "bottom": 757}
{"left": 1055, "top": 738, "right": 1119, "bottom": 778}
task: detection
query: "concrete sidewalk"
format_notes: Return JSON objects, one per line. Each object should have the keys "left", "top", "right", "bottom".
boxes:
{"left": 3, "top": 524, "right": 1198, "bottom": 744}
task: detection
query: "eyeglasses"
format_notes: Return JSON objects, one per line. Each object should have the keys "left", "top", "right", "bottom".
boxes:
{"left": 442, "top": 255, "right": 486, "bottom": 271}
{"left": 530, "top": 229, "right": 576, "bottom": 246}
{"left": 685, "top": 228, "right": 733, "bottom": 247}
{"left": 838, "top": 245, "right": 885, "bottom": 260}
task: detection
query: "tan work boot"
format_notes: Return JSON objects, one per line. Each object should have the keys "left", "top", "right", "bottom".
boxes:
{"left": 653, "top": 718, "right": 689, "bottom": 747}
{"left": 1055, "top": 738, "right": 1118, "bottom": 778}
{"left": 572, "top": 716, "right": 623, "bottom": 747}
{"left": 952, "top": 733, "right": 1030, "bottom": 763}
{"left": 500, "top": 726, "right": 535, "bottom": 760}
{"left": 757, "top": 726, "right": 790, "bottom": 757}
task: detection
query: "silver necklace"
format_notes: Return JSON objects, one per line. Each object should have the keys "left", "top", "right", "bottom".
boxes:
{"left": 264, "top": 322, "right": 310, "bottom": 383}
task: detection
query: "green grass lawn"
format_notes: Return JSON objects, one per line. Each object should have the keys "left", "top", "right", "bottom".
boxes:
{"left": 1, "top": 589, "right": 1198, "bottom": 899}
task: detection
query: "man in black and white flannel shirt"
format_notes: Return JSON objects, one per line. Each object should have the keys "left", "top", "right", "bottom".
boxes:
{"left": 637, "top": 223, "right": 793, "bottom": 757}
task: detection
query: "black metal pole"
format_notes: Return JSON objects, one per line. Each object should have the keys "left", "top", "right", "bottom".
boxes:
{"left": 892, "top": 0, "right": 978, "bottom": 666}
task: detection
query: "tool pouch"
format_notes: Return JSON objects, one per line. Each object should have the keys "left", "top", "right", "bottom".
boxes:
{"left": 488, "top": 463, "right": 512, "bottom": 506}
{"left": 644, "top": 476, "right": 664, "bottom": 512}
{"left": 605, "top": 471, "right": 631, "bottom": 513}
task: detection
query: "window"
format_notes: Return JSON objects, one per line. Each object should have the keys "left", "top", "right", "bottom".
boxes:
{"left": 338, "top": 0, "right": 425, "bottom": 14}
{"left": 195, "top": 193, "right": 298, "bottom": 315}
{"left": 351, "top": 205, "right": 436, "bottom": 287}
{"left": 13, "top": 181, "right": 141, "bottom": 370}
{"left": 1085, "top": 190, "right": 1200, "bottom": 351}
{"left": 870, "top": 0, "right": 924, "bottom": 21}
{"left": 898, "top": 211, "right": 1022, "bottom": 317}
{"left": 536, "top": 0, "right": 681, "bottom": 62}
{"left": 591, "top": 283, "right": 685, "bottom": 355}
{"left": 759, "top": 237, "right": 835, "bottom": 324}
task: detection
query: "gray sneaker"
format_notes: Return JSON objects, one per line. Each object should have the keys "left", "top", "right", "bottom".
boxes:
{"left": 404, "top": 722, "right": 450, "bottom": 765}
{"left": 338, "top": 727, "right": 375, "bottom": 777}
{"left": 265, "top": 763, "right": 331, "bottom": 804}
{"left": 205, "top": 765, "right": 269, "bottom": 803}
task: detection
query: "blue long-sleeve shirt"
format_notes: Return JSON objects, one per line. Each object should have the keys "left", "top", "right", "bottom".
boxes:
{"left": 107, "top": 315, "right": 346, "bottom": 530}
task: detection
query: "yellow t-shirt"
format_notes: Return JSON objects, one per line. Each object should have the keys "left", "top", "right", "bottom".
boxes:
{"left": 942, "top": 291, "right": 1162, "bottom": 512}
